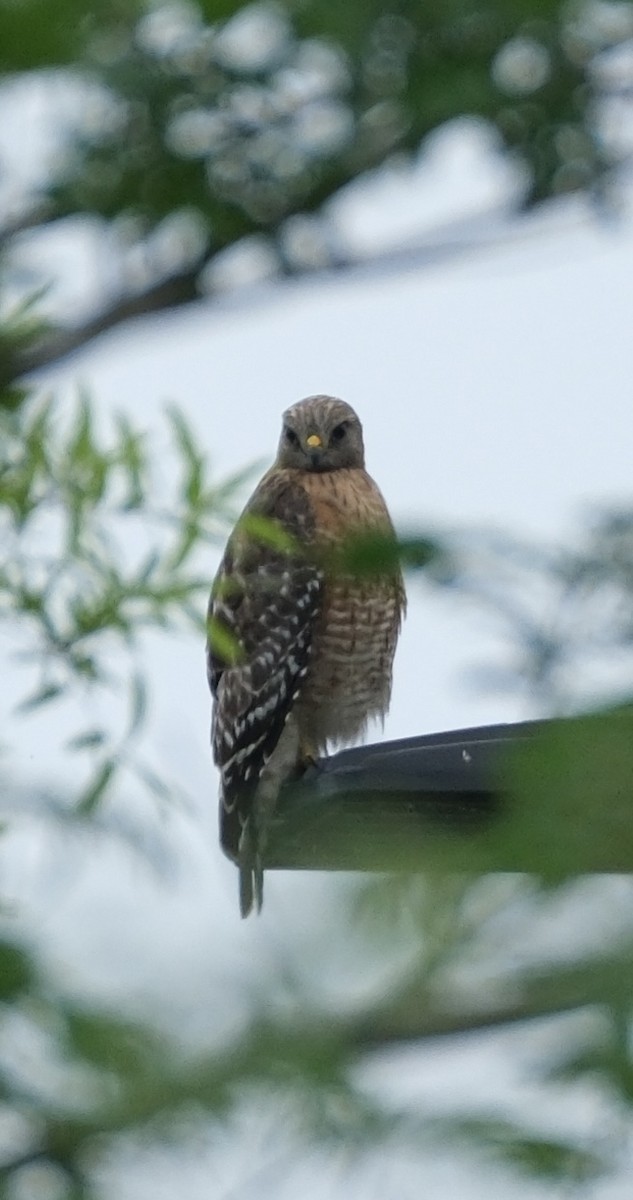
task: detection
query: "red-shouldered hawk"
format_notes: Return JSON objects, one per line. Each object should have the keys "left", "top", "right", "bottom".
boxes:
{"left": 207, "top": 395, "right": 405, "bottom": 916}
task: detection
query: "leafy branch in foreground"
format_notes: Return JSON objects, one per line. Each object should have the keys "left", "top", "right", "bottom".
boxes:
{"left": 0, "top": 392, "right": 255, "bottom": 809}
{"left": 2, "top": 0, "right": 631, "bottom": 384}
{"left": 1, "top": 874, "right": 631, "bottom": 1198}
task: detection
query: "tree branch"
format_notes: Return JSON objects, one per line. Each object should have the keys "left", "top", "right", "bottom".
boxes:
{"left": 351, "top": 948, "right": 633, "bottom": 1050}
{"left": 0, "top": 199, "right": 56, "bottom": 248}
{"left": 7, "top": 204, "right": 532, "bottom": 385}
{"left": 0, "top": 1149, "right": 47, "bottom": 1177}
{"left": 4, "top": 263, "right": 204, "bottom": 385}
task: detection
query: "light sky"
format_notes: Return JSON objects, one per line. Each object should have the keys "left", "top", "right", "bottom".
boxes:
{"left": 4, "top": 117, "right": 633, "bottom": 1197}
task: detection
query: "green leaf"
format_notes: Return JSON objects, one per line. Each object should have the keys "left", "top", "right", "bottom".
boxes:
{"left": 63, "top": 1008, "right": 161, "bottom": 1080}
{"left": 16, "top": 682, "right": 65, "bottom": 713}
{"left": 168, "top": 406, "right": 205, "bottom": 507}
{"left": 137, "top": 550, "right": 160, "bottom": 584}
{"left": 126, "top": 673, "right": 147, "bottom": 739}
{"left": 431, "top": 1116, "right": 605, "bottom": 1184}
{"left": 114, "top": 413, "right": 147, "bottom": 510}
{"left": 133, "top": 764, "right": 176, "bottom": 803}
{"left": 0, "top": 384, "right": 28, "bottom": 413}
{"left": 334, "top": 531, "right": 401, "bottom": 576}
{"left": 206, "top": 615, "right": 243, "bottom": 666}
{"left": 166, "top": 518, "right": 202, "bottom": 570}
{"left": 324, "top": 532, "right": 441, "bottom": 578}
{"left": 0, "top": 942, "right": 36, "bottom": 999}
{"left": 67, "top": 649, "right": 100, "bottom": 680}
{"left": 239, "top": 513, "right": 298, "bottom": 554}
{"left": 327, "top": 531, "right": 440, "bottom": 577}
{"left": 66, "top": 729, "right": 107, "bottom": 752}
{"left": 77, "top": 759, "right": 117, "bottom": 814}
{"left": 398, "top": 536, "right": 442, "bottom": 570}
{"left": 67, "top": 395, "right": 109, "bottom": 500}
{"left": 506, "top": 706, "right": 633, "bottom": 875}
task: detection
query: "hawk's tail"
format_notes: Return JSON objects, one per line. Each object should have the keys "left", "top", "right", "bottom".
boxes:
{"left": 219, "top": 793, "right": 263, "bottom": 917}
{"left": 238, "top": 817, "right": 264, "bottom": 918}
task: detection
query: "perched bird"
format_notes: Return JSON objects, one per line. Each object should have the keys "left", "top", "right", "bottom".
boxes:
{"left": 207, "top": 395, "right": 406, "bottom": 916}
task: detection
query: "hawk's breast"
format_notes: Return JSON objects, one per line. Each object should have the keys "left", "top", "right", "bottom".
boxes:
{"left": 295, "top": 468, "right": 405, "bottom": 750}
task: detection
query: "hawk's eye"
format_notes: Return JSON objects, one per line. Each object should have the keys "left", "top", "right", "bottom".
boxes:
{"left": 284, "top": 427, "right": 299, "bottom": 445}
{"left": 331, "top": 423, "right": 347, "bottom": 442}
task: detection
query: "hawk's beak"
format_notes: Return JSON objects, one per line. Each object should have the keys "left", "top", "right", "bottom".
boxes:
{"left": 305, "top": 432, "right": 324, "bottom": 467}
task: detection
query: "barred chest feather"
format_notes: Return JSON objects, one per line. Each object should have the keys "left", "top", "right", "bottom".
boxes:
{"left": 295, "top": 467, "right": 405, "bottom": 751}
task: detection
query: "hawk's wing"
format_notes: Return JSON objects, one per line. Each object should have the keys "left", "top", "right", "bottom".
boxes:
{"left": 207, "top": 472, "right": 322, "bottom": 861}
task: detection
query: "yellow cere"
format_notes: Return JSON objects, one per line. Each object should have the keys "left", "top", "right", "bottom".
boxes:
{"left": 306, "top": 434, "right": 322, "bottom": 447}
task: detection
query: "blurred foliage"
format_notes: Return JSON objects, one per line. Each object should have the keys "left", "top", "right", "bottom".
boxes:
{"left": 0, "top": 382, "right": 254, "bottom": 810}
{"left": 437, "top": 512, "right": 633, "bottom": 710}
{"left": 1, "top": 0, "right": 633, "bottom": 380}
{"left": 3, "top": 871, "right": 633, "bottom": 1195}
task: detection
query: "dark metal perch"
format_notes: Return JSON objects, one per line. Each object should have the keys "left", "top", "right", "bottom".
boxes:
{"left": 265, "top": 717, "right": 633, "bottom": 874}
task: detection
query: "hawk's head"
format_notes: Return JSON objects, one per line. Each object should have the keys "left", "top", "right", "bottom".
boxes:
{"left": 276, "top": 395, "right": 365, "bottom": 472}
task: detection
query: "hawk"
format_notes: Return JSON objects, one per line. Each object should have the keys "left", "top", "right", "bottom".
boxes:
{"left": 207, "top": 395, "right": 406, "bottom": 915}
